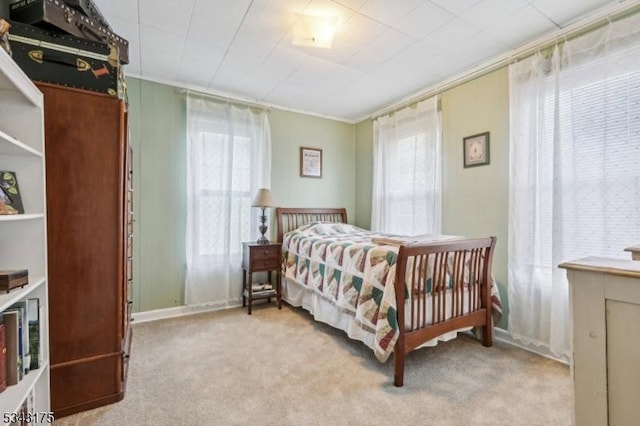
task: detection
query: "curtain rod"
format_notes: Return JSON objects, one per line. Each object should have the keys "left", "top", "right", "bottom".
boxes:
{"left": 180, "top": 88, "right": 271, "bottom": 112}
{"left": 369, "top": 0, "right": 640, "bottom": 121}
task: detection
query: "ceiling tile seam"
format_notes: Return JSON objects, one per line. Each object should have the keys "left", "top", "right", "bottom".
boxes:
{"left": 527, "top": 3, "right": 563, "bottom": 29}
{"left": 330, "top": 0, "right": 360, "bottom": 14}
{"left": 207, "top": 0, "right": 256, "bottom": 88}
{"left": 346, "top": 2, "right": 422, "bottom": 36}
{"left": 335, "top": 18, "right": 423, "bottom": 78}
{"left": 478, "top": 2, "right": 537, "bottom": 31}
{"left": 259, "top": 57, "right": 311, "bottom": 103}
{"left": 176, "top": 0, "right": 198, "bottom": 79}
{"left": 420, "top": 0, "right": 458, "bottom": 32}
{"left": 427, "top": 0, "right": 481, "bottom": 16}
{"left": 358, "top": 38, "right": 424, "bottom": 82}
{"left": 303, "top": 78, "right": 346, "bottom": 112}
{"left": 304, "top": 65, "right": 367, "bottom": 107}
{"left": 478, "top": 3, "right": 555, "bottom": 46}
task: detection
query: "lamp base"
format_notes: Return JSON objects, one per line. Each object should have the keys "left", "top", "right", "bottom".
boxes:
{"left": 257, "top": 210, "right": 269, "bottom": 244}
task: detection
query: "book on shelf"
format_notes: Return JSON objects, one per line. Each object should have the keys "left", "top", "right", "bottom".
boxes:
{"left": 9, "top": 301, "right": 30, "bottom": 376}
{"left": 251, "top": 282, "right": 273, "bottom": 292}
{"left": 0, "top": 324, "right": 6, "bottom": 393}
{"left": 252, "top": 290, "right": 276, "bottom": 296}
{"left": 2, "top": 310, "right": 20, "bottom": 386}
{"left": 27, "top": 298, "right": 40, "bottom": 371}
{"left": 0, "top": 171, "right": 24, "bottom": 214}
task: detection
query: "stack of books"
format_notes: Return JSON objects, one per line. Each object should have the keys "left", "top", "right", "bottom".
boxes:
{"left": 251, "top": 282, "right": 275, "bottom": 295}
{"left": 0, "top": 297, "right": 42, "bottom": 392}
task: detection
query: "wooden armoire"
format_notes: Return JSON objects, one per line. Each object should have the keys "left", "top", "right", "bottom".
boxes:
{"left": 37, "top": 83, "right": 133, "bottom": 417}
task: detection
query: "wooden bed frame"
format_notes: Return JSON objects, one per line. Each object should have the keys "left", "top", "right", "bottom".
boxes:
{"left": 275, "top": 207, "right": 496, "bottom": 387}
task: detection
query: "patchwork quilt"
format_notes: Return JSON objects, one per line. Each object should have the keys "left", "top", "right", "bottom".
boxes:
{"left": 282, "top": 222, "right": 503, "bottom": 362}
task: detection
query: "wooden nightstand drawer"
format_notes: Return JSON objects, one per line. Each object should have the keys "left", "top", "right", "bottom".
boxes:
{"left": 243, "top": 242, "right": 280, "bottom": 269}
{"left": 250, "top": 258, "right": 280, "bottom": 271}
{"left": 249, "top": 245, "right": 279, "bottom": 261}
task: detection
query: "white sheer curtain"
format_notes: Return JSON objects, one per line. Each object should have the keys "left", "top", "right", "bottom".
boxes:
{"left": 371, "top": 96, "right": 442, "bottom": 235}
{"left": 508, "top": 14, "right": 640, "bottom": 359}
{"left": 186, "top": 96, "right": 271, "bottom": 307}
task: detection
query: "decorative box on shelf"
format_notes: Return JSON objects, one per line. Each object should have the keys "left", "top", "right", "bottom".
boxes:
{"left": 0, "top": 269, "right": 28, "bottom": 293}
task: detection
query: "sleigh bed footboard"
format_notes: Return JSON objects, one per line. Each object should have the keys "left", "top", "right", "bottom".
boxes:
{"left": 393, "top": 237, "right": 497, "bottom": 387}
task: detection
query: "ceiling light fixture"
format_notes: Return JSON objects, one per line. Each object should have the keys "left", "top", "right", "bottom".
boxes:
{"left": 292, "top": 13, "right": 338, "bottom": 49}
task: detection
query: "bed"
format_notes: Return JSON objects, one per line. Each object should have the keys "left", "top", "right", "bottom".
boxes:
{"left": 276, "top": 207, "right": 502, "bottom": 387}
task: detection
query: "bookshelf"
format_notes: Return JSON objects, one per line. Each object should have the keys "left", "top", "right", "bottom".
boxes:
{"left": 0, "top": 48, "right": 50, "bottom": 416}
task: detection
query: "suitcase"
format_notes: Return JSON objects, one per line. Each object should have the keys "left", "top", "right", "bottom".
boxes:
{"left": 9, "top": 0, "right": 129, "bottom": 64}
{"left": 62, "top": 0, "right": 111, "bottom": 32}
{"left": 7, "top": 20, "right": 125, "bottom": 99}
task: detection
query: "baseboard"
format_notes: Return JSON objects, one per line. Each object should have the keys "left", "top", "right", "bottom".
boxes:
{"left": 494, "top": 327, "right": 569, "bottom": 365}
{"left": 54, "top": 391, "right": 124, "bottom": 419}
{"left": 131, "top": 302, "right": 242, "bottom": 324}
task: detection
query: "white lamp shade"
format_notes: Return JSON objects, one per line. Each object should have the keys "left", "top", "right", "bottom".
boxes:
{"left": 252, "top": 188, "right": 274, "bottom": 207}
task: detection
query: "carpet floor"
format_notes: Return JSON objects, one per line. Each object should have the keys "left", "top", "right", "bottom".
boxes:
{"left": 55, "top": 303, "right": 571, "bottom": 425}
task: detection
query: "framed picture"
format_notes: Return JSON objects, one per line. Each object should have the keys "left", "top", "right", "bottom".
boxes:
{"left": 0, "top": 171, "right": 24, "bottom": 214}
{"left": 300, "top": 147, "right": 322, "bottom": 178}
{"left": 463, "top": 132, "right": 490, "bottom": 168}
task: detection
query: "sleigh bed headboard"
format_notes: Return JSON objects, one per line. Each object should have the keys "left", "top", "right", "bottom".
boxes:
{"left": 275, "top": 207, "right": 347, "bottom": 242}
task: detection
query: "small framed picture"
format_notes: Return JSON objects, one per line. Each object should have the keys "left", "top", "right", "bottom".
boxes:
{"left": 300, "top": 147, "right": 322, "bottom": 178}
{"left": 463, "top": 132, "right": 490, "bottom": 168}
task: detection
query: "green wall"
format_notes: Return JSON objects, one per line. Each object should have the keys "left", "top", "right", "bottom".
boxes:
{"left": 353, "top": 67, "right": 510, "bottom": 327}
{"left": 127, "top": 78, "right": 187, "bottom": 313}
{"left": 441, "top": 68, "right": 510, "bottom": 328}
{"left": 354, "top": 120, "right": 373, "bottom": 230}
{"left": 127, "top": 78, "right": 356, "bottom": 313}
{"left": 270, "top": 109, "right": 356, "bottom": 221}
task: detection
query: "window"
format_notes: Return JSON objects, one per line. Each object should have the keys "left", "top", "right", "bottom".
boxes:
{"left": 508, "top": 15, "right": 640, "bottom": 358}
{"left": 372, "top": 96, "right": 442, "bottom": 235}
{"left": 196, "top": 132, "right": 252, "bottom": 256}
{"left": 185, "top": 95, "right": 271, "bottom": 307}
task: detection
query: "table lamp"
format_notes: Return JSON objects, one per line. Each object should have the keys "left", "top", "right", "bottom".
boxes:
{"left": 251, "top": 188, "right": 274, "bottom": 244}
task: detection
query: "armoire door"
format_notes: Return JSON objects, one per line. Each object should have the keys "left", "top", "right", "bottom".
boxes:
{"left": 37, "top": 83, "right": 128, "bottom": 418}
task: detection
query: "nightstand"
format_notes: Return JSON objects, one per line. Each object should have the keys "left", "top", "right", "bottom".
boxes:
{"left": 242, "top": 242, "right": 282, "bottom": 315}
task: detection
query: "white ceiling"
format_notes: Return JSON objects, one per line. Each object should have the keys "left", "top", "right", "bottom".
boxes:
{"left": 93, "top": 0, "right": 629, "bottom": 122}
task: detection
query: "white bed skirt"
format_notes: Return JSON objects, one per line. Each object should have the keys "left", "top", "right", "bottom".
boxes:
{"left": 281, "top": 277, "right": 470, "bottom": 357}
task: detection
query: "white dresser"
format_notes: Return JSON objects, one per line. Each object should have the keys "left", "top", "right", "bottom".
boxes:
{"left": 560, "top": 257, "right": 640, "bottom": 426}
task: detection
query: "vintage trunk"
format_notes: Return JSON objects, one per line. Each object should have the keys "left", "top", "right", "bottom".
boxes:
{"left": 9, "top": 0, "right": 128, "bottom": 64}
{"left": 62, "top": 0, "right": 111, "bottom": 31}
{"left": 37, "top": 83, "right": 132, "bottom": 418}
{"left": 7, "top": 20, "right": 124, "bottom": 98}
